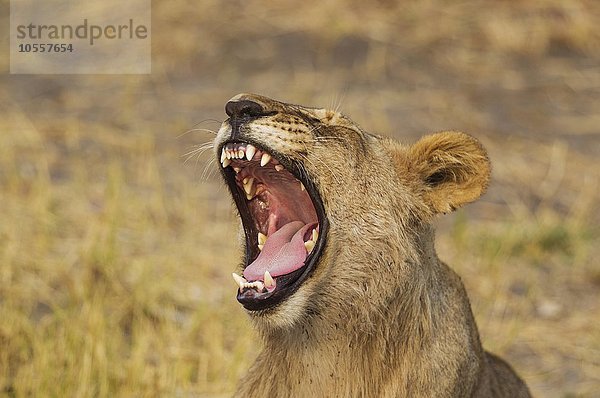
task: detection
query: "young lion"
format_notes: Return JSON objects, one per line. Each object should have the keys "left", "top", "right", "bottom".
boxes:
{"left": 214, "top": 93, "right": 531, "bottom": 397}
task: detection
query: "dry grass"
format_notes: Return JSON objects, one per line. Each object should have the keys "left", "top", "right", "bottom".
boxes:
{"left": 1, "top": 0, "right": 599, "bottom": 396}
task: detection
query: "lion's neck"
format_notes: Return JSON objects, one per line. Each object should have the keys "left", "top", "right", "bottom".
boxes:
{"left": 236, "top": 287, "right": 435, "bottom": 397}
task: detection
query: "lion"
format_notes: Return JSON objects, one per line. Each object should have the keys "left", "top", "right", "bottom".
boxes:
{"left": 213, "top": 93, "right": 531, "bottom": 397}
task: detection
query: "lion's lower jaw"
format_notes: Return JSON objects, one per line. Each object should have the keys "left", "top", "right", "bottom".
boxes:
{"left": 248, "top": 286, "right": 311, "bottom": 331}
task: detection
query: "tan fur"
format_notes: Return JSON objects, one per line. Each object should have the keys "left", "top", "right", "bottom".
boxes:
{"left": 215, "top": 94, "right": 531, "bottom": 397}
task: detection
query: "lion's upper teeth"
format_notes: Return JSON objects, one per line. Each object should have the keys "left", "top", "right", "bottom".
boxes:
{"left": 243, "top": 177, "right": 254, "bottom": 195}
{"left": 220, "top": 143, "right": 287, "bottom": 177}
{"left": 220, "top": 143, "right": 311, "bottom": 205}
{"left": 244, "top": 177, "right": 256, "bottom": 200}
{"left": 258, "top": 232, "right": 267, "bottom": 246}
{"left": 260, "top": 153, "right": 271, "bottom": 166}
{"left": 257, "top": 232, "right": 267, "bottom": 251}
{"left": 246, "top": 144, "right": 256, "bottom": 161}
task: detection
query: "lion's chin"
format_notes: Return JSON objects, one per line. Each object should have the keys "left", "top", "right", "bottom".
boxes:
{"left": 247, "top": 287, "right": 314, "bottom": 330}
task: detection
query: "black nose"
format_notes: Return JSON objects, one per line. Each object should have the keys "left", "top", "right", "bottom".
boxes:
{"left": 225, "top": 99, "right": 264, "bottom": 119}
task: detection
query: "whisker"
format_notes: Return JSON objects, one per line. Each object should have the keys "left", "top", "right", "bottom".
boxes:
{"left": 182, "top": 142, "right": 215, "bottom": 165}
{"left": 182, "top": 144, "right": 208, "bottom": 158}
{"left": 177, "top": 118, "right": 222, "bottom": 139}
{"left": 312, "top": 136, "right": 352, "bottom": 143}
{"left": 298, "top": 152, "right": 343, "bottom": 184}
{"left": 177, "top": 127, "right": 218, "bottom": 139}
{"left": 302, "top": 125, "right": 352, "bottom": 146}
{"left": 193, "top": 141, "right": 216, "bottom": 152}
{"left": 189, "top": 118, "right": 222, "bottom": 129}
{"left": 182, "top": 147, "right": 218, "bottom": 182}
{"left": 303, "top": 126, "right": 348, "bottom": 144}
{"left": 200, "top": 157, "right": 218, "bottom": 181}
{"left": 329, "top": 92, "right": 346, "bottom": 115}
{"left": 182, "top": 147, "right": 200, "bottom": 164}
{"left": 307, "top": 136, "right": 353, "bottom": 146}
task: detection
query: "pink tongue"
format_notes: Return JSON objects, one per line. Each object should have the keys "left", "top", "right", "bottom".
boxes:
{"left": 243, "top": 221, "right": 314, "bottom": 281}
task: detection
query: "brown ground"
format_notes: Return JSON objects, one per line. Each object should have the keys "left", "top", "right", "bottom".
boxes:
{"left": 1, "top": 1, "right": 599, "bottom": 396}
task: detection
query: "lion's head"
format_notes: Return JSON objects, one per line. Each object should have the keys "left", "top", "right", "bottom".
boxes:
{"left": 214, "top": 93, "right": 490, "bottom": 331}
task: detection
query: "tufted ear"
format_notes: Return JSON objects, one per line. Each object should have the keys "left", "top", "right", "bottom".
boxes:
{"left": 407, "top": 131, "right": 491, "bottom": 215}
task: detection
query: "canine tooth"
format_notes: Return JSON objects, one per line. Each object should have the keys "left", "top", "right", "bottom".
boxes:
{"left": 300, "top": 181, "right": 305, "bottom": 191}
{"left": 246, "top": 144, "right": 256, "bottom": 161}
{"left": 243, "top": 177, "right": 254, "bottom": 195}
{"left": 243, "top": 177, "right": 249, "bottom": 184}
{"left": 264, "top": 271, "right": 274, "bottom": 288}
{"left": 275, "top": 165, "right": 284, "bottom": 172}
{"left": 260, "top": 153, "right": 271, "bottom": 166}
{"left": 246, "top": 193, "right": 254, "bottom": 200}
{"left": 222, "top": 158, "right": 231, "bottom": 168}
{"left": 304, "top": 240, "right": 315, "bottom": 253}
{"left": 232, "top": 273, "right": 247, "bottom": 289}
{"left": 258, "top": 244, "right": 264, "bottom": 251}
{"left": 258, "top": 232, "right": 267, "bottom": 245}
{"left": 312, "top": 228, "right": 318, "bottom": 242}
{"left": 220, "top": 149, "right": 226, "bottom": 164}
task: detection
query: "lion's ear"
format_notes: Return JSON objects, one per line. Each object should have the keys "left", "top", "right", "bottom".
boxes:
{"left": 406, "top": 131, "right": 491, "bottom": 215}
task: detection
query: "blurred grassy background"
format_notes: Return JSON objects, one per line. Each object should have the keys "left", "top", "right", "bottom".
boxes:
{"left": 1, "top": 0, "right": 599, "bottom": 396}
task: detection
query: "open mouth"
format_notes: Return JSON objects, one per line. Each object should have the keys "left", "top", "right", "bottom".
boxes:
{"left": 218, "top": 141, "right": 327, "bottom": 311}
